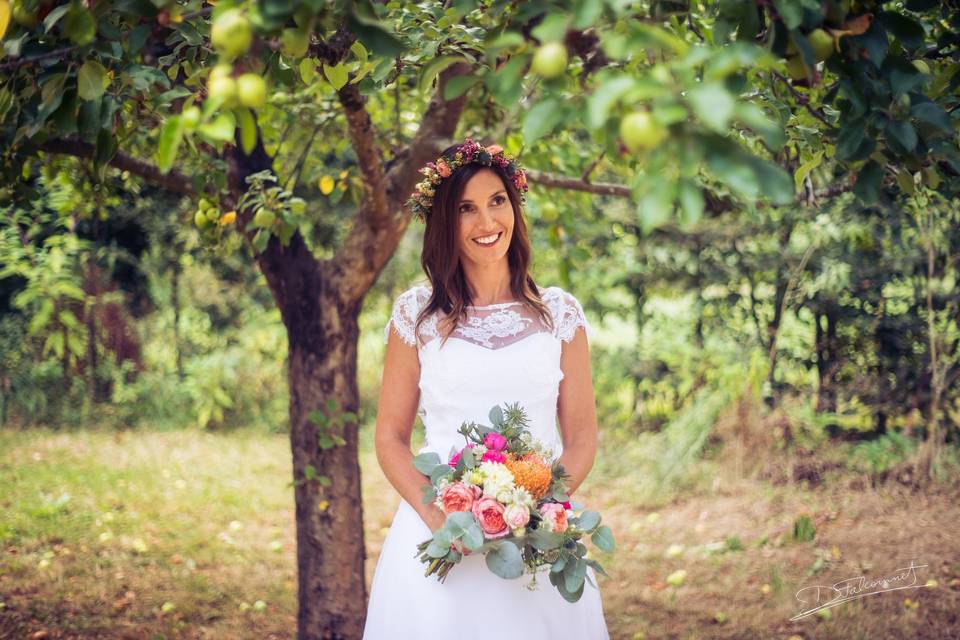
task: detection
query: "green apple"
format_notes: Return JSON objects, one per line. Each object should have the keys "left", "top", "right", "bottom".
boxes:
{"left": 809, "top": 28, "right": 834, "bottom": 62}
{"left": 236, "top": 73, "right": 267, "bottom": 109}
{"left": 541, "top": 201, "right": 559, "bottom": 222}
{"left": 207, "top": 75, "right": 238, "bottom": 109}
{"left": 531, "top": 42, "right": 568, "bottom": 79}
{"left": 211, "top": 8, "right": 252, "bottom": 60}
{"left": 786, "top": 55, "right": 807, "bottom": 80}
{"left": 194, "top": 210, "right": 210, "bottom": 228}
{"left": 912, "top": 59, "right": 930, "bottom": 75}
{"left": 253, "top": 207, "right": 276, "bottom": 227}
{"left": 181, "top": 106, "right": 201, "bottom": 129}
{"left": 619, "top": 111, "right": 666, "bottom": 152}
{"left": 280, "top": 28, "right": 309, "bottom": 58}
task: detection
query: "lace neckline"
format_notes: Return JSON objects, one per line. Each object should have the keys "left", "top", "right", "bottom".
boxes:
{"left": 466, "top": 300, "right": 521, "bottom": 310}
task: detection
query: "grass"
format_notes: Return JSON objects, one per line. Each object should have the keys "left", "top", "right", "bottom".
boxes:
{"left": 2, "top": 423, "right": 959, "bottom": 639}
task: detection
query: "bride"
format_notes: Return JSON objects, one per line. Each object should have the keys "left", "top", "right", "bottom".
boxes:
{"left": 362, "top": 138, "right": 609, "bottom": 639}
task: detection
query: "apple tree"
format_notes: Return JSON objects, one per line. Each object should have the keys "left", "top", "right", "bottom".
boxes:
{"left": 2, "top": 0, "right": 958, "bottom": 636}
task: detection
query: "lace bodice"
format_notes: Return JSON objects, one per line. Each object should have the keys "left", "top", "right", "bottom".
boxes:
{"left": 383, "top": 284, "right": 593, "bottom": 350}
{"left": 383, "top": 283, "right": 593, "bottom": 463}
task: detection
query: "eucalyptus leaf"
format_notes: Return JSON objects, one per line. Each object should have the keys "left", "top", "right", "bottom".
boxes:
{"left": 412, "top": 452, "right": 442, "bottom": 474}
{"left": 485, "top": 540, "right": 524, "bottom": 579}
{"left": 577, "top": 510, "right": 601, "bottom": 532}
{"left": 591, "top": 525, "right": 615, "bottom": 552}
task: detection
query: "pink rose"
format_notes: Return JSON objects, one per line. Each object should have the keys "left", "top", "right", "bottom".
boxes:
{"left": 437, "top": 159, "right": 451, "bottom": 178}
{"left": 481, "top": 450, "right": 506, "bottom": 463}
{"left": 448, "top": 443, "right": 475, "bottom": 468}
{"left": 486, "top": 144, "right": 503, "bottom": 155}
{"left": 539, "top": 503, "right": 569, "bottom": 534}
{"left": 471, "top": 496, "right": 510, "bottom": 539}
{"left": 483, "top": 432, "right": 507, "bottom": 451}
{"left": 503, "top": 503, "right": 530, "bottom": 530}
{"left": 441, "top": 482, "right": 482, "bottom": 515}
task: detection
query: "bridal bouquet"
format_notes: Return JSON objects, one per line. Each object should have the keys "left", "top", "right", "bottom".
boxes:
{"left": 412, "top": 402, "right": 615, "bottom": 603}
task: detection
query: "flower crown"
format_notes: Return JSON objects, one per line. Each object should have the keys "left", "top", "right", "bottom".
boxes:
{"left": 406, "top": 138, "right": 529, "bottom": 222}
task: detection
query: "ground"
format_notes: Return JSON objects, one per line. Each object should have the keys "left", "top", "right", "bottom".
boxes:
{"left": 1, "top": 426, "right": 958, "bottom": 639}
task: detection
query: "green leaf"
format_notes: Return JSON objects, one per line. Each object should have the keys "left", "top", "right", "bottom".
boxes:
{"left": 488, "top": 405, "right": 503, "bottom": 426}
{"left": 322, "top": 63, "right": 349, "bottom": 90}
{"left": 299, "top": 59, "right": 317, "bottom": 84}
{"left": 638, "top": 179, "right": 675, "bottom": 235}
{"left": 677, "top": 180, "right": 704, "bottom": 228}
{"left": 528, "top": 528, "right": 564, "bottom": 551}
{"left": 585, "top": 558, "right": 610, "bottom": 578}
{"left": 885, "top": 119, "right": 917, "bottom": 154}
{"left": 748, "top": 155, "right": 794, "bottom": 205}
{"left": 688, "top": 82, "right": 735, "bottom": 133}
{"left": 564, "top": 557, "right": 587, "bottom": 593}
{"left": 43, "top": 4, "right": 71, "bottom": 33}
{"left": 418, "top": 55, "right": 467, "bottom": 93}
{"left": 63, "top": 5, "right": 96, "bottom": 46}
{"left": 853, "top": 160, "right": 883, "bottom": 204}
{"left": 485, "top": 540, "right": 524, "bottom": 579}
{"left": 235, "top": 108, "right": 257, "bottom": 155}
{"left": 197, "top": 111, "right": 236, "bottom": 143}
{"left": 794, "top": 151, "right": 824, "bottom": 191}
{"left": 443, "top": 74, "right": 479, "bottom": 100}
{"left": 412, "top": 452, "right": 442, "bottom": 474}
{"left": 531, "top": 13, "right": 570, "bottom": 43}
{"left": 429, "top": 464, "right": 453, "bottom": 484}
{"left": 346, "top": 5, "right": 405, "bottom": 58}
{"left": 772, "top": 0, "right": 802, "bottom": 29}
{"left": 93, "top": 128, "right": 117, "bottom": 171}
{"left": 484, "top": 54, "right": 529, "bottom": 107}
{"left": 835, "top": 120, "right": 866, "bottom": 162}
{"left": 736, "top": 102, "right": 786, "bottom": 151}
{"left": 572, "top": 0, "right": 604, "bottom": 29}
{"left": 586, "top": 75, "right": 635, "bottom": 130}
{"left": 577, "top": 510, "right": 601, "bottom": 531}
{"left": 911, "top": 101, "right": 951, "bottom": 132}
{"left": 522, "top": 98, "right": 565, "bottom": 146}
{"left": 156, "top": 116, "right": 184, "bottom": 174}
{"left": 591, "top": 525, "right": 615, "bottom": 551}
{"left": 77, "top": 61, "right": 108, "bottom": 101}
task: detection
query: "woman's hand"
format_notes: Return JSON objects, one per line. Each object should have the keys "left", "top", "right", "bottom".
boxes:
{"left": 421, "top": 504, "right": 447, "bottom": 534}
{"left": 421, "top": 504, "right": 471, "bottom": 556}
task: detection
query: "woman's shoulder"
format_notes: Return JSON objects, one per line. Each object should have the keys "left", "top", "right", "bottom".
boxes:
{"left": 537, "top": 285, "right": 592, "bottom": 343}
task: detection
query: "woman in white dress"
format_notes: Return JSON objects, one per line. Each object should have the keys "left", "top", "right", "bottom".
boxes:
{"left": 363, "top": 138, "right": 609, "bottom": 639}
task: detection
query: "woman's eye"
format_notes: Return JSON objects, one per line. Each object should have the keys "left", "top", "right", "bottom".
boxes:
{"left": 493, "top": 196, "right": 505, "bottom": 205}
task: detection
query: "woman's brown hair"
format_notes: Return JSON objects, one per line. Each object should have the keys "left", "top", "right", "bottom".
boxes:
{"left": 412, "top": 141, "right": 553, "bottom": 348}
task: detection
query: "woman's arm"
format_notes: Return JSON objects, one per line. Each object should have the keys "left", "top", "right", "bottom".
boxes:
{"left": 374, "top": 325, "right": 446, "bottom": 534}
{"left": 555, "top": 325, "right": 599, "bottom": 496}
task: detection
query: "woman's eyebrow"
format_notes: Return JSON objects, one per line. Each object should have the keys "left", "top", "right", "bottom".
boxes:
{"left": 460, "top": 190, "right": 506, "bottom": 204}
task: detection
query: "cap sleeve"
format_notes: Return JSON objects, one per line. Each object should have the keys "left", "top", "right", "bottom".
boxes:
{"left": 384, "top": 286, "right": 424, "bottom": 347}
{"left": 547, "top": 287, "right": 594, "bottom": 343}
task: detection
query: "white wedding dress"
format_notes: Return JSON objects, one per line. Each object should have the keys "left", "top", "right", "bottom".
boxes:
{"left": 362, "top": 282, "right": 609, "bottom": 640}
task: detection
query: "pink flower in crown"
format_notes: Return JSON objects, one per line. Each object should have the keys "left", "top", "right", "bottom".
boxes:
{"left": 436, "top": 158, "right": 452, "bottom": 178}
{"left": 483, "top": 432, "right": 507, "bottom": 452}
{"left": 486, "top": 144, "right": 503, "bottom": 155}
{"left": 448, "top": 443, "right": 475, "bottom": 468}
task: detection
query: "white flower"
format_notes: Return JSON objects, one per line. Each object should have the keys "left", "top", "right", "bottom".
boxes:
{"left": 479, "top": 461, "right": 515, "bottom": 498}
{"left": 507, "top": 487, "right": 536, "bottom": 510}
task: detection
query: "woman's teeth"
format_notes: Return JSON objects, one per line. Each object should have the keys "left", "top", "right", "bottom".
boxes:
{"left": 474, "top": 232, "right": 501, "bottom": 246}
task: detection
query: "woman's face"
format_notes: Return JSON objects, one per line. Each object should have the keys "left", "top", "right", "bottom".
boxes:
{"left": 455, "top": 168, "right": 515, "bottom": 268}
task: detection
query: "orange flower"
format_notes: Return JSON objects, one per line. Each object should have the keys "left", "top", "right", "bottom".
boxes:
{"left": 504, "top": 453, "right": 552, "bottom": 499}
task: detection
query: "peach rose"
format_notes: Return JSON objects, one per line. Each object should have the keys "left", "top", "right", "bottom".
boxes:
{"left": 539, "top": 502, "right": 568, "bottom": 534}
{"left": 441, "top": 482, "right": 482, "bottom": 515}
{"left": 503, "top": 503, "right": 530, "bottom": 530}
{"left": 471, "top": 496, "right": 511, "bottom": 539}
{"left": 436, "top": 159, "right": 452, "bottom": 178}
{"left": 486, "top": 144, "right": 503, "bottom": 155}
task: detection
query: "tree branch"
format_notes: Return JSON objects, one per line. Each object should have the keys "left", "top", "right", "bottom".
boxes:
{"left": 330, "top": 59, "right": 474, "bottom": 305}
{"left": 37, "top": 139, "right": 196, "bottom": 196}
